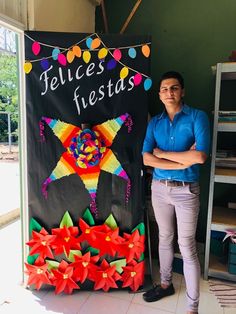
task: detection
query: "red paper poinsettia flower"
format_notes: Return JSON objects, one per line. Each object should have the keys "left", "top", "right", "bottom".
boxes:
{"left": 51, "top": 260, "right": 80, "bottom": 294}
{"left": 121, "top": 260, "right": 145, "bottom": 292}
{"left": 93, "top": 227, "right": 124, "bottom": 257}
{"left": 51, "top": 226, "right": 80, "bottom": 256}
{"left": 92, "top": 259, "right": 120, "bottom": 292}
{"left": 118, "top": 229, "right": 145, "bottom": 262}
{"left": 71, "top": 252, "right": 99, "bottom": 283}
{"left": 77, "top": 218, "right": 108, "bottom": 246}
{"left": 25, "top": 262, "right": 51, "bottom": 290}
{"left": 26, "top": 228, "right": 56, "bottom": 259}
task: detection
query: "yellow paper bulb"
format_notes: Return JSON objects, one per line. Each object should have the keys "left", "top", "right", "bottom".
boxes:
{"left": 142, "top": 44, "right": 150, "bottom": 58}
{"left": 67, "top": 50, "right": 75, "bottom": 63}
{"left": 91, "top": 38, "right": 101, "bottom": 49}
{"left": 98, "top": 47, "right": 108, "bottom": 59}
{"left": 72, "top": 45, "right": 82, "bottom": 58}
{"left": 120, "top": 67, "right": 129, "bottom": 79}
{"left": 24, "top": 62, "right": 32, "bottom": 74}
{"left": 83, "top": 51, "right": 91, "bottom": 63}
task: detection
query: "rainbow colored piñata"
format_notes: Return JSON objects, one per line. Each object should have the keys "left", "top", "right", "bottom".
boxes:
{"left": 40, "top": 114, "right": 132, "bottom": 216}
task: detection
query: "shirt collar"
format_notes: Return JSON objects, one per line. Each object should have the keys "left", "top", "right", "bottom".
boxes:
{"left": 157, "top": 103, "right": 190, "bottom": 120}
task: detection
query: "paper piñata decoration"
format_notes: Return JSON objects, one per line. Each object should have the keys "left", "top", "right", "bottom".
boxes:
{"left": 40, "top": 114, "right": 133, "bottom": 215}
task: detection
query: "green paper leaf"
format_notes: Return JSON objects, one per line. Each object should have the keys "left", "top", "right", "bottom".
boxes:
{"left": 86, "top": 246, "right": 99, "bottom": 255}
{"left": 138, "top": 253, "right": 145, "bottom": 262}
{"left": 27, "top": 254, "right": 39, "bottom": 265}
{"left": 67, "top": 250, "right": 82, "bottom": 262}
{"left": 110, "top": 259, "right": 126, "bottom": 274}
{"left": 82, "top": 208, "right": 95, "bottom": 226}
{"left": 132, "top": 222, "right": 145, "bottom": 235}
{"left": 105, "top": 214, "right": 117, "bottom": 230}
{"left": 46, "top": 260, "right": 60, "bottom": 271}
{"left": 60, "top": 211, "right": 73, "bottom": 228}
{"left": 29, "top": 218, "right": 42, "bottom": 235}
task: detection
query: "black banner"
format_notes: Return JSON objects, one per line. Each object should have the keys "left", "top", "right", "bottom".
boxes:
{"left": 25, "top": 31, "right": 151, "bottom": 231}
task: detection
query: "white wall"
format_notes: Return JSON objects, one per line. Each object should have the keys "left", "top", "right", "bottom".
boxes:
{"left": 0, "top": 0, "right": 27, "bottom": 27}
{"left": 28, "top": 0, "right": 97, "bottom": 32}
{"left": 0, "top": 0, "right": 99, "bottom": 32}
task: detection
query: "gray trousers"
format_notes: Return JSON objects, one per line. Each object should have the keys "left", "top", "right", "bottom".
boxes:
{"left": 151, "top": 180, "right": 200, "bottom": 312}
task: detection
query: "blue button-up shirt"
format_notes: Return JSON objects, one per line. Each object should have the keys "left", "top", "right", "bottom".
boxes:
{"left": 142, "top": 104, "right": 210, "bottom": 182}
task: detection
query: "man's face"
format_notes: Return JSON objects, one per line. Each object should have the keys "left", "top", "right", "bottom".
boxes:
{"left": 159, "top": 78, "right": 185, "bottom": 107}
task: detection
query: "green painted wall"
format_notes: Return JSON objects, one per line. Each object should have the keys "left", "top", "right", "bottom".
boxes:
{"left": 96, "top": 0, "right": 236, "bottom": 241}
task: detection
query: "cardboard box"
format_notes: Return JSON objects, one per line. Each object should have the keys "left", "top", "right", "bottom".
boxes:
{"left": 210, "top": 231, "right": 227, "bottom": 257}
{"left": 228, "top": 242, "right": 236, "bottom": 274}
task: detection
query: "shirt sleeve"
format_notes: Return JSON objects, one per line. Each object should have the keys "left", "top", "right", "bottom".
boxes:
{"left": 194, "top": 110, "right": 210, "bottom": 155}
{"left": 142, "top": 117, "right": 157, "bottom": 154}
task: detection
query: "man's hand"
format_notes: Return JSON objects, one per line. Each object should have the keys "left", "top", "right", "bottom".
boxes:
{"left": 154, "top": 143, "right": 196, "bottom": 158}
{"left": 153, "top": 147, "right": 163, "bottom": 158}
{"left": 143, "top": 152, "right": 189, "bottom": 170}
{"left": 190, "top": 143, "right": 196, "bottom": 150}
{"left": 152, "top": 142, "right": 207, "bottom": 166}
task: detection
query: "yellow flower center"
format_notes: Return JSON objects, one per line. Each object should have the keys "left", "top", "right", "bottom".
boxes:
{"left": 41, "top": 240, "right": 47, "bottom": 246}
{"left": 105, "top": 236, "right": 111, "bottom": 241}
{"left": 37, "top": 269, "right": 43, "bottom": 274}
{"left": 82, "top": 262, "right": 88, "bottom": 267}
{"left": 131, "top": 271, "right": 136, "bottom": 277}
{"left": 128, "top": 243, "right": 134, "bottom": 248}
{"left": 64, "top": 237, "right": 70, "bottom": 242}
{"left": 102, "top": 273, "right": 108, "bottom": 278}
{"left": 63, "top": 274, "right": 69, "bottom": 279}
{"left": 85, "top": 229, "right": 90, "bottom": 234}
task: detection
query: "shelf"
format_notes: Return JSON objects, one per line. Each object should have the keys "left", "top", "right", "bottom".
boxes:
{"left": 205, "top": 63, "right": 236, "bottom": 282}
{"left": 209, "top": 255, "right": 236, "bottom": 281}
{"left": 218, "top": 122, "right": 236, "bottom": 132}
{"left": 219, "top": 62, "right": 236, "bottom": 80}
{"left": 211, "top": 206, "right": 236, "bottom": 231}
{"left": 215, "top": 168, "right": 236, "bottom": 183}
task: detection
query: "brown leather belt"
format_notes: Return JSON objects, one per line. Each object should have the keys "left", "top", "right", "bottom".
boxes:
{"left": 159, "top": 179, "right": 192, "bottom": 187}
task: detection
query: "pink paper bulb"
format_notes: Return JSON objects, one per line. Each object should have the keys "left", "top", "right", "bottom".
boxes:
{"left": 133, "top": 73, "right": 142, "bottom": 86}
{"left": 58, "top": 53, "right": 67, "bottom": 66}
{"left": 32, "top": 41, "right": 41, "bottom": 55}
{"left": 113, "top": 49, "right": 122, "bottom": 61}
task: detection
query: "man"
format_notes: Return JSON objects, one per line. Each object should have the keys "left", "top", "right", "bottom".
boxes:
{"left": 142, "top": 71, "right": 210, "bottom": 314}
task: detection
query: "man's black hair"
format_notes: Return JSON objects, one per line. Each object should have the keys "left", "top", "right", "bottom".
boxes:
{"left": 159, "top": 71, "right": 184, "bottom": 89}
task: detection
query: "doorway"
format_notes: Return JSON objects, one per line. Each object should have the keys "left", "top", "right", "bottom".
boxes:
{"left": 0, "top": 15, "right": 27, "bottom": 289}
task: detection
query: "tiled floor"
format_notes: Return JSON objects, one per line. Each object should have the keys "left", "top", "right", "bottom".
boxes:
{"left": 0, "top": 220, "right": 235, "bottom": 314}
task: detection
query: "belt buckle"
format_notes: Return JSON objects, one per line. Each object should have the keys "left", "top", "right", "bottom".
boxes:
{"left": 172, "top": 180, "right": 185, "bottom": 187}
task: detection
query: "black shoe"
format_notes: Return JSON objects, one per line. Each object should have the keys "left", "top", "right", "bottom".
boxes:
{"left": 143, "top": 283, "right": 175, "bottom": 302}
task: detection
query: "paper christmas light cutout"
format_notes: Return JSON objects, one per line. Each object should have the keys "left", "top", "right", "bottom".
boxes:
{"left": 32, "top": 41, "right": 41, "bottom": 55}
{"left": 40, "top": 114, "right": 132, "bottom": 215}
{"left": 25, "top": 209, "right": 146, "bottom": 293}
{"left": 24, "top": 32, "right": 152, "bottom": 91}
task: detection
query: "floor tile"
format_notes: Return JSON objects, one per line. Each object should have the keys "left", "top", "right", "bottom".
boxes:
{"left": 127, "top": 302, "right": 174, "bottom": 314}
{"left": 0, "top": 286, "right": 52, "bottom": 314}
{"left": 79, "top": 292, "right": 131, "bottom": 314}
{"left": 175, "top": 284, "right": 224, "bottom": 314}
{"left": 98, "top": 289, "right": 135, "bottom": 301}
{"left": 223, "top": 307, "right": 236, "bottom": 313}
{"left": 40, "top": 290, "right": 91, "bottom": 314}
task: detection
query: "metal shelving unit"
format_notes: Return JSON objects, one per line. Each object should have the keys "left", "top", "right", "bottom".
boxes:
{"left": 204, "top": 62, "right": 236, "bottom": 282}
